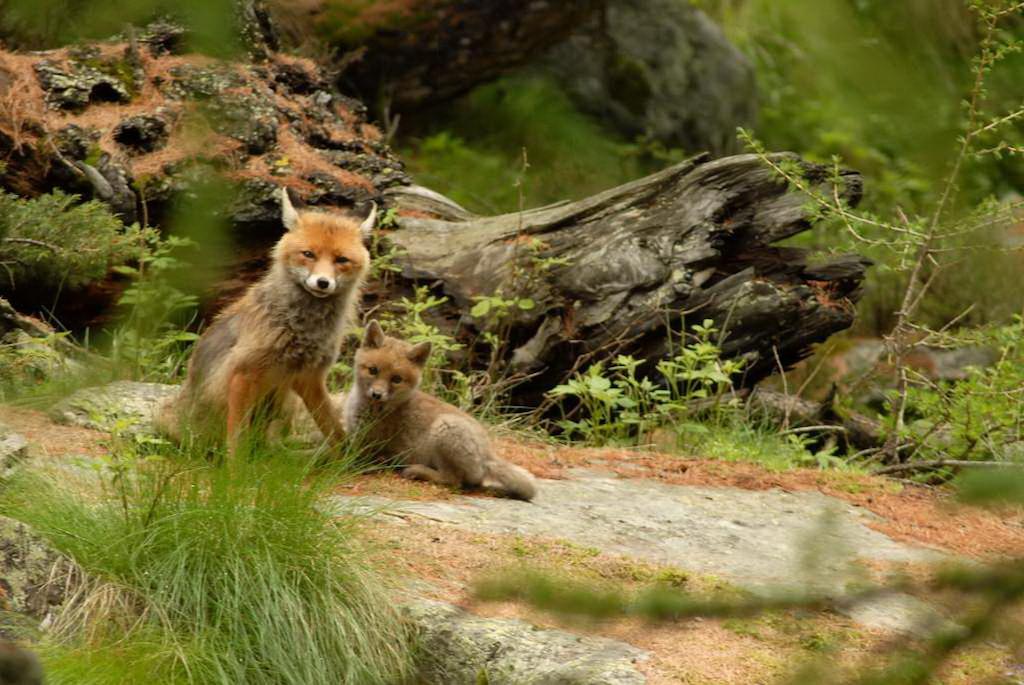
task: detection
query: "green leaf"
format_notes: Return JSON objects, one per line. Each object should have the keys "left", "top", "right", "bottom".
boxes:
{"left": 470, "top": 300, "right": 492, "bottom": 317}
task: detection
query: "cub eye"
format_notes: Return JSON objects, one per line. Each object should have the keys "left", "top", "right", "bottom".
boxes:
{"left": 367, "top": 366, "right": 379, "bottom": 376}
{"left": 390, "top": 375, "right": 402, "bottom": 384}
{"left": 335, "top": 256, "right": 350, "bottom": 265}
{"left": 301, "top": 250, "right": 315, "bottom": 259}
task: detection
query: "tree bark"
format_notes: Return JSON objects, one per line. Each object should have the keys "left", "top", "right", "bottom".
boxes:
{"left": 384, "top": 153, "right": 869, "bottom": 402}
{"left": 270, "top": 0, "right": 603, "bottom": 110}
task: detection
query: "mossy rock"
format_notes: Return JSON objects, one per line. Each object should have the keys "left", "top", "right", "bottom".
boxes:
{"left": 48, "top": 381, "right": 177, "bottom": 435}
{"left": 405, "top": 599, "right": 647, "bottom": 684}
{"left": 0, "top": 516, "right": 80, "bottom": 639}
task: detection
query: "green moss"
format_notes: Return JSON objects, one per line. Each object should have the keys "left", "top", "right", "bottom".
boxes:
{"left": 83, "top": 144, "right": 103, "bottom": 168}
{"left": 605, "top": 53, "right": 651, "bottom": 116}
{"left": 399, "top": 75, "right": 665, "bottom": 214}
{"left": 316, "top": 1, "right": 419, "bottom": 45}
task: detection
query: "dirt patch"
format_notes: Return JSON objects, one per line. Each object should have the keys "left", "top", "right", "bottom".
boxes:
{"left": 492, "top": 438, "right": 1024, "bottom": 559}
{"left": 0, "top": 405, "right": 108, "bottom": 460}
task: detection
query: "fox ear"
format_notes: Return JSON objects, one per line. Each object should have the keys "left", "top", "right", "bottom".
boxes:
{"left": 280, "top": 187, "right": 299, "bottom": 231}
{"left": 362, "top": 320, "right": 385, "bottom": 349}
{"left": 407, "top": 341, "right": 432, "bottom": 367}
{"left": 359, "top": 202, "right": 377, "bottom": 240}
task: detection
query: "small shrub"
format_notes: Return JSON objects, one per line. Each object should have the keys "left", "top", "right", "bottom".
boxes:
{"left": 894, "top": 316, "right": 1024, "bottom": 469}
{"left": 0, "top": 190, "right": 150, "bottom": 293}
{"left": 108, "top": 233, "right": 199, "bottom": 382}
{"left": 548, "top": 319, "right": 744, "bottom": 447}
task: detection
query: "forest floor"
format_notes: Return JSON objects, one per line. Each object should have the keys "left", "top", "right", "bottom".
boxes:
{"left": 1, "top": 388, "right": 1021, "bottom": 684}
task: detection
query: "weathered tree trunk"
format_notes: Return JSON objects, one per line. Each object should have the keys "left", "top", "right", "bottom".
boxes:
{"left": 269, "top": 0, "right": 603, "bottom": 110}
{"left": 384, "top": 153, "right": 869, "bottom": 401}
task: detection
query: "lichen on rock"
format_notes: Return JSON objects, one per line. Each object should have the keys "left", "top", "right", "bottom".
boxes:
{"left": 0, "top": 516, "right": 81, "bottom": 640}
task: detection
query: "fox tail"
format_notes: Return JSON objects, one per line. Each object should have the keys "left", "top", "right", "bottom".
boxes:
{"left": 484, "top": 459, "right": 537, "bottom": 501}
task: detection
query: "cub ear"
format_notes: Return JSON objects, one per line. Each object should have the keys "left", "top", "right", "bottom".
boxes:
{"left": 280, "top": 187, "right": 299, "bottom": 232}
{"left": 407, "top": 341, "right": 432, "bottom": 367}
{"left": 359, "top": 202, "right": 378, "bottom": 240}
{"left": 362, "top": 320, "right": 385, "bottom": 349}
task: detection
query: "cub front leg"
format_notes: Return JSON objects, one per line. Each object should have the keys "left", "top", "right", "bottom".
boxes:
{"left": 402, "top": 464, "right": 457, "bottom": 487}
{"left": 293, "top": 373, "right": 345, "bottom": 445}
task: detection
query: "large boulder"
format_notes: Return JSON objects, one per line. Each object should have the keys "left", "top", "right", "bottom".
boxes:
{"left": 543, "top": 0, "right": 757, "bottom": 156}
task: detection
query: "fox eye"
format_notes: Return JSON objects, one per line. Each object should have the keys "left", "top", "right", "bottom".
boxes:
{"left": 335, "top": 256, "right": 350, "bottom": 265}
{"left": 390, "top": 375, "right": 402, "bottom": 384}
{"left": 367, "top": 366, "right": 378, "bottom": 376}
{"left": 301, "top": 250, "right": 315, "bottom": 259}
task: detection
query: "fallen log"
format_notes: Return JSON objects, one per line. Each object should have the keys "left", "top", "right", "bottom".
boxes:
{"left": 268, "top": 0, "right": 603, "bottom": 110}
{"left": 747, "top": 388, "right": 886, "bottom": 454}
{"left": 385, "top": 153, "right": 869, "bottom": 402}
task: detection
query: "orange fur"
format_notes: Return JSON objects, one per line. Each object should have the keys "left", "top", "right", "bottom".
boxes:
{"left": 156, "top": 192, "right": 372, "bottom": 454}
{"left": 344, "top": 321, "right": 537, "bottom": 500}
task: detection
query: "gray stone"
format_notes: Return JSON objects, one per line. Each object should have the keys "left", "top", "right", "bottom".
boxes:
{"left": 34, "top": 56, "right": 134, "bottom": 111}
{"left": 544, "top": 0, "right": 756, "bottom": 156}
{"left": 47, "top": 381, "right": 953, "bottom": 637}
{"left": 407, "top": 599, "right": 647, "bottom": 685}
{"left": 0, "top": 425, "right": 28, "bottom": 480}
{"left": 337, "top": 469, "right": 948, "bottom": 633}
{"left": 113, "top": 114, "right": 169, "bottom": 153}
{"left": 48, "top": 381, "right": 177, "bottom": 435}
{"left": 845, "top": 593, "right": 953, "bottom": 637}
{"left": 0, "top": 516, "right": 80, "bottom": 639}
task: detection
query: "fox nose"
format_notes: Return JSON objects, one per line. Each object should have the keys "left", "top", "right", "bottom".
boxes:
{"left": 369, "top": 389, "right": 384, "bottom": 401}
{"left": 316, "top": 277, "right": 330, "bottom": 290}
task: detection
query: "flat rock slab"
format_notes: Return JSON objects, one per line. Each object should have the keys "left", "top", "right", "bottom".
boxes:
{"left": 408, "top": 600, "right": 647, "bottom": 685}
{"left": 45, "top": 383, "right": 950, "bottom": 637}
{"left": 353, "top": 469, "right": 943, "bottom": 589}
{"left": 336, "top": 469, "right": 948, "bottom": 634}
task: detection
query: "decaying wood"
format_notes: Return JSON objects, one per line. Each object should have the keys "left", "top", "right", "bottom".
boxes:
{"left": 747, "top": 388, "right": 886, "bottom": 453}
{"left": 269, "top": 0, "right": 603, "bottom": 110}
{"left": 385, "top": 153, "right": 870, "bottom": 401}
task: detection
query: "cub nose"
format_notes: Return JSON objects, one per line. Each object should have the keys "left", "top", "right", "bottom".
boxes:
{"left": 316, "top": 277, "right": 330, "bottom": 290}
{"left": 369, "top": 389, "right": 384, "bottom": 400}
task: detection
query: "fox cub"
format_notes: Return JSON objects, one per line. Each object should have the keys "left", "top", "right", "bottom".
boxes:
{"left": 345, "top": 321, "right": 538, "bottom": 501}
{"left": 157, "top": 188, "right": 373, "bottom": 452}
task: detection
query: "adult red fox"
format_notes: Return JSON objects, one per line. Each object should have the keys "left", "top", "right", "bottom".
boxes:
{"left": 157, "top": 188, "right": 373, "bottom": 453}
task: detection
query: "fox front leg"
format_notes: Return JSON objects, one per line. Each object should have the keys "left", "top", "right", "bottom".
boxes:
{"left": 226, "top": 371, "right": 262, "bottom": 456}
{"left": 293, "top": 374, "right": 345, "bottom": 445}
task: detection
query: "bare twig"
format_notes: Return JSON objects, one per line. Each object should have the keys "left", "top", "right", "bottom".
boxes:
{"left": 873, "top": 459, "right": 1024, "bottom": 476}
{"left": 2, "top": 237, "right": 61, "bottom": 252}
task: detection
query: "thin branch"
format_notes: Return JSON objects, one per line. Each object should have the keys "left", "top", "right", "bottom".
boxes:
{"left": 873, "top": 459, "right": 1023, "bottom": 476}
{"left": 2, "top": 237, "right": 61, "bottom": 253}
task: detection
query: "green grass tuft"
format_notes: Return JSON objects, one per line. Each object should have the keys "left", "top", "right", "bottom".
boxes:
{"left": 1, "top": 439, "right": 416, "bottom": 684}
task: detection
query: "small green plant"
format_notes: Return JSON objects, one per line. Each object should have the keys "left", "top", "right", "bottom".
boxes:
{"left": 891, "top": 316, "right": 1024, "bottom": 474}
{"left": 109, "top": 234, "right": 199, "bottom": 382}
{"left": 548, "top": 319, "right": 744, "bottom": 447}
